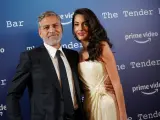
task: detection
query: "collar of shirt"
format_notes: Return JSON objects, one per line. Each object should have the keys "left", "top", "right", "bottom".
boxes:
{"left": 43, "top": 42, "right": 65, "bottom": 58}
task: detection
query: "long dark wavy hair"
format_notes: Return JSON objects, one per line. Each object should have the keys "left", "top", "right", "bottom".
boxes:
{"left": 72, "top": 8, "right": 112, "bottom": 61}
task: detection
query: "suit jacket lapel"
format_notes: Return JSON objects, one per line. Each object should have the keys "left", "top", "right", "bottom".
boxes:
{"left": 62, "top": 48, "right": 75, "bottom": 74}
{"left": 63, "top": 48, "right": 81, "bottom": 102}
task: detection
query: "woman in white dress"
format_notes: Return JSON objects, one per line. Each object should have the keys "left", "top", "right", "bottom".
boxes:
{"left": 72, "top": 8, "right": 127, "bottom": 120}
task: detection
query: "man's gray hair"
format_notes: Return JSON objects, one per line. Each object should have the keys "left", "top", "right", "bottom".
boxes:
{"left": 38, "top": 11, "right": 61, "bottom": 22}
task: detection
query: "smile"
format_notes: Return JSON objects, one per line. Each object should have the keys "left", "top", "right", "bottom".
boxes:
{"left": 77, "top": 32, "right": 86, "bottom": 36}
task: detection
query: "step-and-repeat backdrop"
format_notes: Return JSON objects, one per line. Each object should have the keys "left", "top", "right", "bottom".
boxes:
{"left": 1, "top": 0, "right": 160, "bottom": 120}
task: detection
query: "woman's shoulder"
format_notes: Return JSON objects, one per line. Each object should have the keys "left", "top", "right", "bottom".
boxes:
{"left": 100, "top": 40, "right": 114, "bottom": 60}
{"left": 100, "top": 41, "right": 111, "bottom": 49}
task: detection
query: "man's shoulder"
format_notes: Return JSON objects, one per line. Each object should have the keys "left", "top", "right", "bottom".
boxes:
{"left": 62, "top": 48, "right": 78, "bottom": 54}
{"left": 21, "top": 45, "right": 44, "bottom": 56}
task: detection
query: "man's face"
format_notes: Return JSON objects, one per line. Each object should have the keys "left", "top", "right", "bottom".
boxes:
{"left": 39, "top": 16, "right": 63, "bottom": 48}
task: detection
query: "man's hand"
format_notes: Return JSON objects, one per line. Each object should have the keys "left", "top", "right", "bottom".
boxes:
{"left": 104, "top": 80, "right": 115, "bottom": 94}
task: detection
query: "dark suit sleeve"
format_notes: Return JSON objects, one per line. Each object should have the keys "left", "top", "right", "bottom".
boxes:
{"left": 6, "top": 52, "right": 31, "bottom": 120}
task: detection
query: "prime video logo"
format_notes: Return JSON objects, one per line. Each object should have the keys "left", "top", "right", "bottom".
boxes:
{"left": 59, "top": 12, "right": 74, "bottom": 25}
{"left": 125, "top": 31, "right": 158, "bottom": 44}
{"left": 132, "top": 82, "right": 160, "bottom": 95}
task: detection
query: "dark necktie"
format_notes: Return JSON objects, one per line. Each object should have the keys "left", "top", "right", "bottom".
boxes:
{"left": 56, "top": 50, "right": 74, "bottom": 115}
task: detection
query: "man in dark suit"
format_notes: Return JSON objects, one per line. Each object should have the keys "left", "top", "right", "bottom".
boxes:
{"left": 6, "top": 11, "right": 85, "bottom": 120}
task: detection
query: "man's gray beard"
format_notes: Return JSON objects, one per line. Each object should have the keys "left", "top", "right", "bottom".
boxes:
{"left": 43, "top": 35, "right": 62, "bottom": 46}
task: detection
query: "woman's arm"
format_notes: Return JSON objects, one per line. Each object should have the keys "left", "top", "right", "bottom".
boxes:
{"left": 101, "top": 41, "right": 127, "bottom": 120}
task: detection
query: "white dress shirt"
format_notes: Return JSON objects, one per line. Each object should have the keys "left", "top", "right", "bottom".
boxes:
{"left": 44, "top": 43, "right": 78, "bottom": 109}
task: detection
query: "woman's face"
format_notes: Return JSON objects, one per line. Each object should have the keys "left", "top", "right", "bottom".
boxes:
{"left": 73, "top": 14, "right": 90, "bottom": 42}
